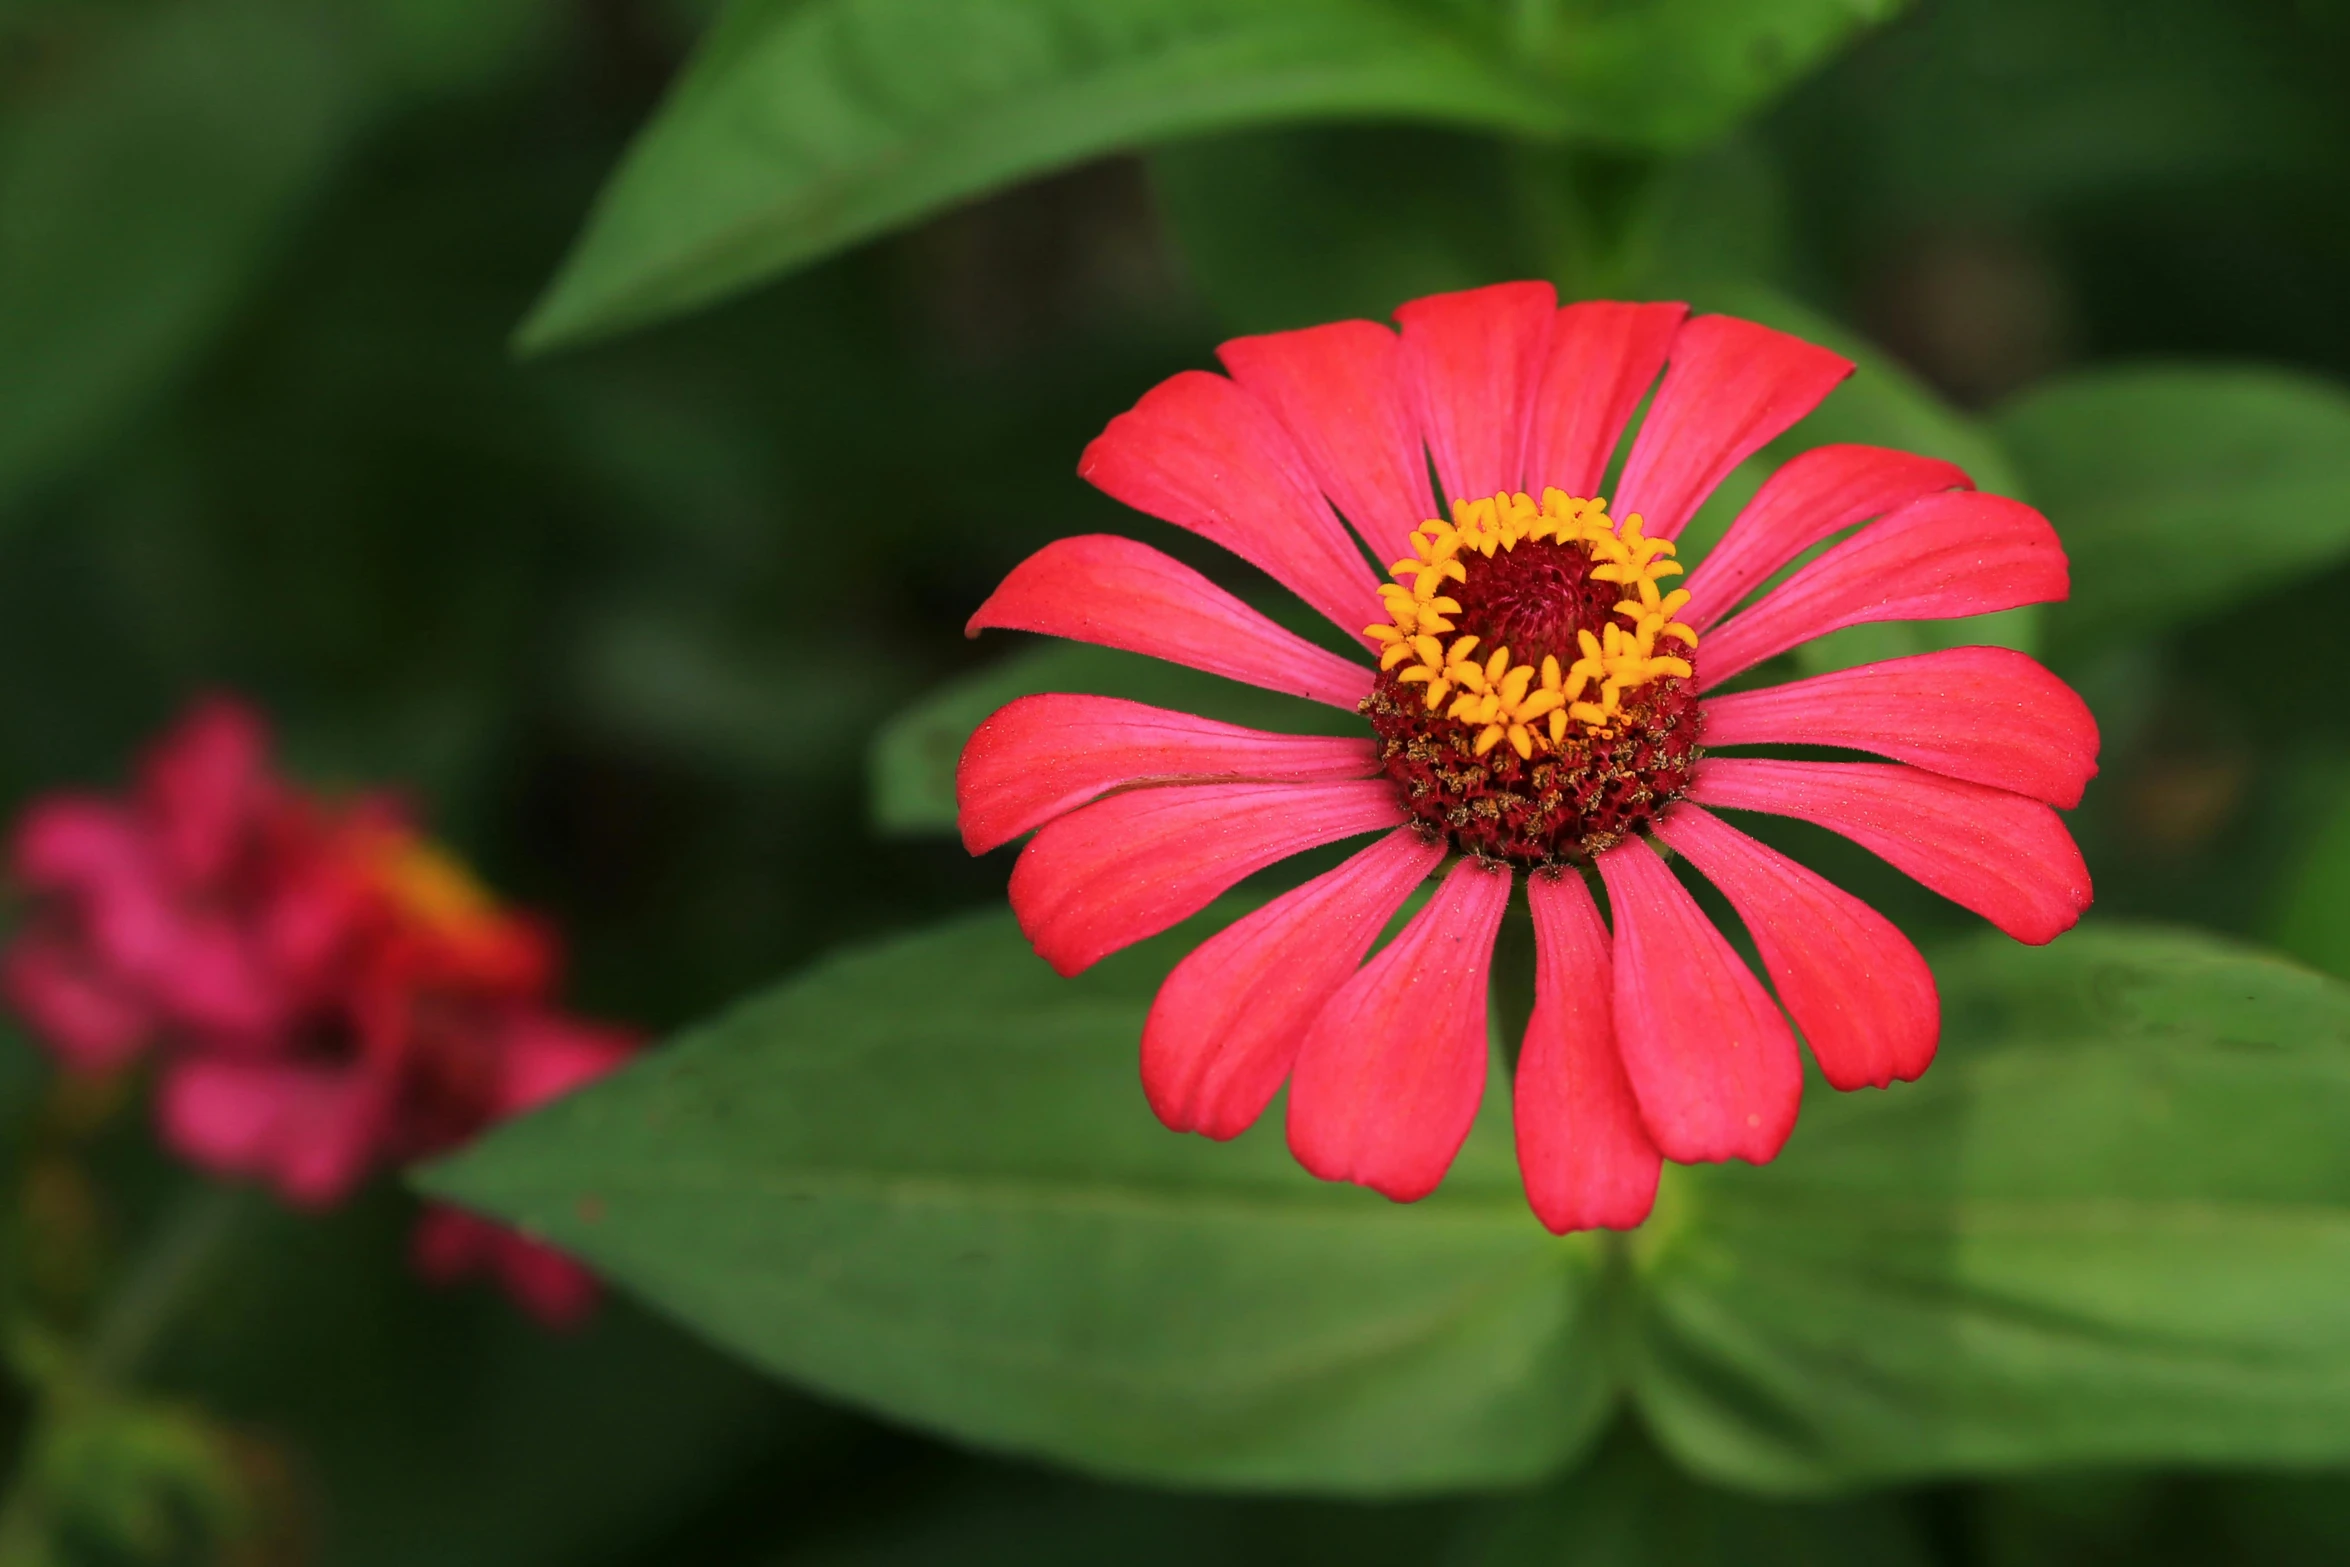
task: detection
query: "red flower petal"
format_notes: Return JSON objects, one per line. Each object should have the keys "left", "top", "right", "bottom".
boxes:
{"left": 1682, "top": 445, "right": 1972, "bottom": 630}
{"left": 413, "top": 1205, "right": 600, "bottom": 1329}
{"left": 1690, "top": 758, "right": 2092, "bottom": 945}
{"left": 1613, "top": 316, "right": 1854, "bottom": 541}
{"left": 1394, "top": 281, "right": 1557, "bottom": 504}
{"left": 1286, "top": 858, "right": 1509, "bottom": 1202}
{"left": 1520, "top": 300, "right": 1685, "bottom": 499}
{"left": 967, "top": 535, "right": 1373, "bottom": 711}
{"left": 1699, "top": 647, "right": 2101, "bottom": 808}
{"left": 1654, "top": 804, "right": 1938, "bottom": 1091}
{"left": 494, "top": 1010, "right": 636, "bottom": 1116}
{"left": 1595, "top": 836, "right": 1801, "bottom": 1164}
{"left": 957, "top": 693, "right": 1378, "bottom": 855}
{"left": 1009, "top": 779, "right": 1406, "bottom": 976}
{"left": 1219, "top": 320, "right": 1430, "bottom": 567}
{"left": 1698, "top": 492, "right": 2069, "bottom": 687}
{"left": 1079, "top": 371, "right": 1382, "bottom": 642}
{"left": 491, "top": 1228, "right": 601, "bottom": 1329}
{"left": 138, "top": 696, "right": 274, "bottom": 886}
{"left": 1142, "top": 827, "right": 1442, "bottom": 1139}
{"left": 1516, "top": 871, "right": 1659, "bottom": 1233}
{"left": 1, "top": 926, "right": 154, "bottom": 1069}
{"left": 157, "top": 1057, "right": 387, "bottom": 1208}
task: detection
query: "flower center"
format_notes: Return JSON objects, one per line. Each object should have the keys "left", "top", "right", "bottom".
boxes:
{"left": 1361, "top": 489, "right": 1704, "bottom": 864}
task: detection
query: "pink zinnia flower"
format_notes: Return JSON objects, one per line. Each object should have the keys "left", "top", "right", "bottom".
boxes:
{"left": 957, "top": 284, "right": 2096, "bottom": 1230}
{"left": 3, "top": 698, "right": 636, "bottom": 1323}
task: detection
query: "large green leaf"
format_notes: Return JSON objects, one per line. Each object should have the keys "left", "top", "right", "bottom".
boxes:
{"left": 1635, "top": 925, "right": 2350, "bottom": 1491}
{"left": 0, "top": 0, "right": 363, "bottom": 515}
{"left": 516, "top": 0, "right": 1907, "bottom": 351}
{"left": 429, "top": 907, "right": 2350, "bottom": 1494}
{"left": 1992, "top": 365, "right": 2350, "bottom": 658}
{"left": 2274, "top": 781, "right": 2350, "bottom": 984}
{"left": 870, "top": 640, "right": 1357, "bottom": 837}
{"left": 515, "top": 0, "right": 1567, "bottom": 351}
{"left": 420, "top": 907, "right": 1612, "bottom": 1492}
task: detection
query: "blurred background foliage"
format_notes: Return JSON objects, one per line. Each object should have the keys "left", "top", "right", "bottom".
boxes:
{"left": 6, "top": 0, "right": 2350, "bottom": 1560}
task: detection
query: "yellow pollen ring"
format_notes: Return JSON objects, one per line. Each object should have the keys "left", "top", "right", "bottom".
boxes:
{"left": 1362, "top": 488, "right": 1698, "bottom": 753}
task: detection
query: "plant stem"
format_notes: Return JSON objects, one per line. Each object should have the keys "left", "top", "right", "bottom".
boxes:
{"left": 87, "top": 1180, "right": 247, "bottom": 1388}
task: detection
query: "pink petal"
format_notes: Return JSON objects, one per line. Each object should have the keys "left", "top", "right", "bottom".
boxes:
{"left": 1520, "top": 301, "right": 1686, "bottom": 500}
{"left": 1682, "top": 445, "right": 1973, "bottom": 630}
{"left": 1286, "top": 858, "right": 1510, "bottom": 1202}
{"left": 1009, "top": 778, "right": 1407, "bottom": 976}
{"left": 1394, "top": 281, "right": 1557, "bottom": 504}
{"left": 1219, "top": 320, "right": 1431, "bottom": 567}
{"left": 411, "top": 1205, "right": 601, "bottom": 1328}
{"left": 967, "top": 535, "right": 1374, "bottom": 711}
{"left": 1613, "top": 315, "right": 1854, "bottom": 541}
{"left": 412, "top": 1201, "right": 497, "bottom": 1280}
{"left": 1690, "top": 758, "right": 2092, "bottom": 945}
{"left": 1595, "top": 836, "right": 1802, "bottom": 1165}
{"left": 1654, "top": 804, "right": 1938, "bottom": 1092}
{"left": 1142, "top": 827, "right": 1442, "bottom": 1139}
{"left": 1698, "top": 647, "right": 2101, "bottom": 808}
{"left": 157, "top": 1057, "right": 387, "bottom": 1208}
{"left": 1, "top": 927, "right": 154, "bottom": 1069}
{"left": 492, "top": 1230, "right": 601, "bottom": 1329}
{"left": 139, "top": 696, "right": 273, "bottom": 885}
{"left": 1078, "top": 370, "right": 1382, "bottom": 642}
{"left": 494, "top": 1010, "right": 636, "bottom": 1116}
{"left": 1698, "top": 492, "right": 2070, "bottom": 688}
{"left": 1515, "top": 871, "right": 1659, "bottom": 1233}
{"left": 957, "top": 693, "right": 1379, "bottom": 855}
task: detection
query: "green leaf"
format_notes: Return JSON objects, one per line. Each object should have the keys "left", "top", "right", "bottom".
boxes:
{"left": 1633, "top": 924, "right": 2350, "bottom": 1491}
{"left": 518, "top": 0, "right": 1910, "bottom": 351}
{"left": 1992, "top": 366, "right": 2350, "bottom": 658}
{"left": 0, "top": 0, "right": 364, "bottom": 514}
{"left": 2274, "top": 781, "right": 2350, "bottom": 984}
{"left": 1501, "top": 0, "right": 1907, "bottom": 151}
{"left": 515, "top": 0, "right": 1568, "bottom": 352}
{"left": 420, "top": 907, "right": 1612, "bottom": 1492}
{"left": 870, "top": 640, "right": 1357, "bottom": 837}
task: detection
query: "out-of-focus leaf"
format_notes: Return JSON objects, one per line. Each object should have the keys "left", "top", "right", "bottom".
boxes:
{"left": 870, "top": 640, "right": 1359, "bottom": 837}
{"left": 1992, "top": 366, "right": 2350, "bottom": 658}
{"left": 1635, "top": 924, "right": 2350, "bottom": 1491}
{"left": 420, "top": 908, "right": 1613, "bottom": 1493}
{"left": 1499, "top": 0, "right": 1908, "bottom": 153}
{"left": 516, "top": 0, "right": 1570, "bottom": 351}
{"left": 21, "top": 1391, "right": 258, "bottom": 1565}
{"left": 353, "top": 0, "right": 553, "bottom": 96}
{"left": 0, "top": 0, "right": 364, "bottom": 515}
{"left": 2274, "top": 782, "right": 2350, "bottom": 984}
{"left": 1455, "top": 1428, "right": 1930, "bottom": 1566}
{"left": 1151, "top": 124, "right": 1539, "bottom": 336}
{"left": 1773, "top": 0, "right": 2341, "bottom": 229}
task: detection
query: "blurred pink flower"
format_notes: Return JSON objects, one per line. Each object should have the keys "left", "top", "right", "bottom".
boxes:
{"left": 3, "top": 697, "right": 637, "bottom": 1327}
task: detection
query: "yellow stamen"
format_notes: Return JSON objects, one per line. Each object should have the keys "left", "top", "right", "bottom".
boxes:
{"left": 1360, "top": 489, "right": 1702, "bottom": 754}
